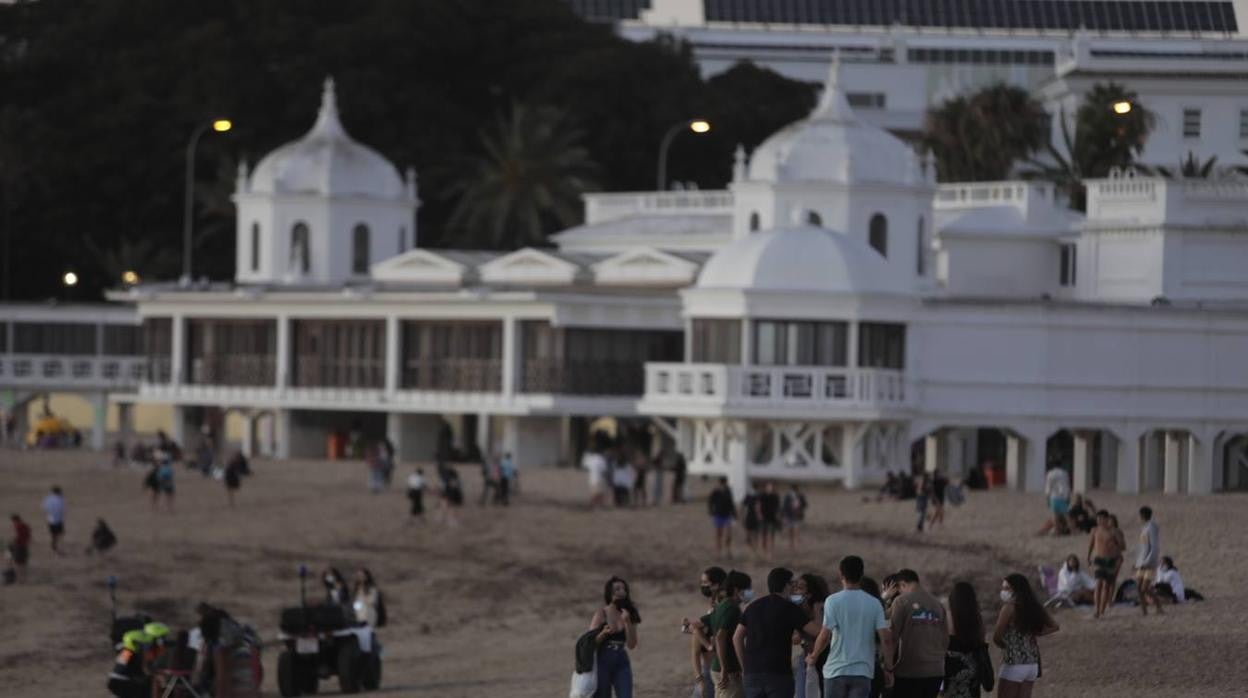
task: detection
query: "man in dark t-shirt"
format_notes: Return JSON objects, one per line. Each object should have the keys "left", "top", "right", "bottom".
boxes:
{"left": 707, "top": 478, "right": 737, "bottom": 558}
{"left": 758, "top": 482, "right": 782, "bottom": 558}
{"left": 710, "top": 570, "right": 752, "bottom": 697}
{"left": 734, "top": 567, "right": 821, "bottom": 698}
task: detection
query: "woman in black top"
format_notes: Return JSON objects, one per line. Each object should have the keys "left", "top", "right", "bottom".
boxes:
{"left": 795, "top": 573, "right": 831, "bottom": 697}
{"left": 589, "top": 576, "right": 640, "bottom": 697}
{"left": 945, "top": 581, "right": 992, "bottom": 698}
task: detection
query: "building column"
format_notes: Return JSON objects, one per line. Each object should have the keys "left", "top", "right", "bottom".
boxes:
{"left": 1006, "top": 427, "right": 1046, "bottom": 493}
{"left": 739, "top": 320, "right": 753, "bottom": 366}
{"left": 117, "top": 403, "right": 135, "bottom": 446}
{"left": 1023, "top": 430, "right": 1046, "bottom": 493}
{"left": 846, "top": 322, "right": 859, "bottom": 369}
{"left": 924, "top": 431, "right": 943, "bottom": 473}
{"left": 275, "top": 315, "right": 290, "bottom": 390}
{"left": 1098, "top": 431, "right": 1118, "bottom": 490}
{"left": 944, "top": 429, "right": 966, "bottom": 476}
{"left": 273, "top": 409, "right": 291, "bottom": 459}
{"left": 1141, "top": 431, "right": 1162, "bottom": 491}
{"left": 89, "top": 391, "right": 108, "bottom": 451}
{"left": 241, "top": 412, "right": 255, "bottom": 458}
{"left": 501, "top": 317, "right": 517, "bottom": 398}
{"left": 475, "top": 413, "right": 492, "bottom": 458}
{"left": 1005, "top": 433, "right": 1023, "bottom": 491}
{"left": 1115, "top": 430, "right": 1140, "bottom": 494}
{"left": 1072, "top": 430, "right": 1094, "bottom": 494}
{"left": 1210, "top": 432, "right": 1227, "bottom": 492}
{"left": 1187, "top": 430, "right": 1213, "bottom": 495}
{"left": 170, "top": 315, "right": 185, "bottom": 386}
{"left": 384, "top": 316, "right": 400, "bottom": 394}
{"left": 843, "top": 423, "right": 863, "bottom": 489}
{"left": 725, "top": 420, "right": 749, "bottom": 502}
{"left": 170, "top": 404, "right": 187, "bottom": 448}
{"left": 1163, "top": 431, "right": 1183, "bottom": 494}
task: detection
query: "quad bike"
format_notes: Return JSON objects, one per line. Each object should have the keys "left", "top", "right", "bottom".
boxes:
{"left": 275, "top": 566, "right": 381, "bottom": 696}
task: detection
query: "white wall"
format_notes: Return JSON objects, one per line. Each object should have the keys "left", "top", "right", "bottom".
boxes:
{"left": 939, "top": 237, "right": 1060, "bottom": 298}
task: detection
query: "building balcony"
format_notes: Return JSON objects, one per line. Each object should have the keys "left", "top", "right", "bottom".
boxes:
{"left": 641, "top": 362, "right": 911, "bottom": 417}
{"left": 582, "top": 190, "right": 733, "bottom": 224}
{"left": 402, "top": 358, "right": 501, "bottom": 392}
{"left": 0, "top": 354, "right": 147, "bottom": 390}
{"left": 521, "top": 359, "right": 644, "bottom": 396}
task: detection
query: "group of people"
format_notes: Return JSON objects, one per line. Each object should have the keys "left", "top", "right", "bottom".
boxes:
{"left": 581, "top": 444, "right": 689, "bottom": 509}
{"left": 4, "top": 485, "right": 121, "bottom": 584}
{"left": 707, "top": 478, "right": 809, "bottom": 559}
{"left": 581, "top": 558, "right": 1059, "bottom": 698}
{"left": 320, "top": 566, "right": 387, "bottom": 627}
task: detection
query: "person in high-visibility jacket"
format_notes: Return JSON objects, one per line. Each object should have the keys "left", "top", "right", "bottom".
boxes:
{"left": 107, "top": 630, "right": 151, "bottom": 698}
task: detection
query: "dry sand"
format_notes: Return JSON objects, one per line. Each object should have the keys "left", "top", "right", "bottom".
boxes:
{"left": 1, "top": 450, "right": 1245, "bottom": 697}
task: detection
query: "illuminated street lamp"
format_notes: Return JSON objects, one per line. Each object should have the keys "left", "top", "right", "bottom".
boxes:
{"left": 657, "top": 118, "right": 712, "bottom": 191}
{"left": 1112, "top": 101, "right": 1133, "bottom": 115}
{"left": 122, "top": 270, "right": 140, "bottom": 286}
{"left": 62, "top": 271, "right": 78, "bottom": 287}
{"left": 182, "top": 118, "right": 234, "bottom": 286}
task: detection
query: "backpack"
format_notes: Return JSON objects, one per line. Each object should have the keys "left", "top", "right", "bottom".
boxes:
{"left": 375, "top": 590, "right": 388, "bottom": 627}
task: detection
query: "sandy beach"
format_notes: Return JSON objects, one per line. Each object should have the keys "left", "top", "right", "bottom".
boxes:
{"left": 1, "top": 450, "right": 1244, "bottom": 697}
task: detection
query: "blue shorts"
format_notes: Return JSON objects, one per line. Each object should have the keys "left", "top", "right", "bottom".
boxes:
{"left": 712, "top": 515, "right": 733, "bottom": 529}
{"left": 1050, "top": 497, "right": 1069, "bottom": 515}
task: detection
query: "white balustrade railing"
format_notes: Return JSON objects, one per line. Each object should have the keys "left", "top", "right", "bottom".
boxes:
{"left": 934, "top": 181, "right": 1054, "bottom": 210}
{"left": 644, "top": 363, "right": 908, "bottom": 409}
{"left": 0, "top": 354, "right": 147, "bottom": 387}
{"left": 583, "top": 190, "right": 734, "bottom": 224}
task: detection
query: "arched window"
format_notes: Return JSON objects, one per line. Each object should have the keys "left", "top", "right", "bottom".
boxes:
{"left": 290, "top": 222, "right": 310, "bottom": 274}
{"left": 250, "top": 223, "right": 261, "bottom": 272}
{"left": 749, "top": 212, "right": 761, "bottom": 232}
{"left": 869, "top": 213, "right": 888, "bottom": 258}
{"left": 397, "top": 226, "right": 407, "bottom": 254}
{"left": 352, "top": 224, "right": 370, "bottom": 275}
{"left": 915, "top": 217, "right": 926, "bottom": 276}
{"left": 806, "top": 210, "right": 822, "bottom": 227}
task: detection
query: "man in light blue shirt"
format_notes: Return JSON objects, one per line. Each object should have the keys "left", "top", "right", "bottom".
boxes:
{"left": 807, "top": 556, "right": 894, "bottom": 698}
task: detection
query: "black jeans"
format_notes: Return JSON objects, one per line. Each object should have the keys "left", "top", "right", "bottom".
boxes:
{"left": 891, "top": 676, "right": 942, "bottom": 698}
{"left": 745, "top": 672, "right": 796, "bottom": 698}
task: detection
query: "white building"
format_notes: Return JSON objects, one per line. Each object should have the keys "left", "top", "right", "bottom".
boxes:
{"left": 100, "top": 70, "right": 1248, "bottom": 498}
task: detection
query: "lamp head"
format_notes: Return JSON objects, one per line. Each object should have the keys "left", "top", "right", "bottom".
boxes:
{"left": 62, "top": 271, "right": 78, "bottom": 287}
{"left": 212, "top": 119, "right": 233, "bottom": 133}
{"left": 1112, "top": 101, "right": 1132, "bottom": 115}
{"left": 689, "top": 119, "right": 711, "bottom": 134}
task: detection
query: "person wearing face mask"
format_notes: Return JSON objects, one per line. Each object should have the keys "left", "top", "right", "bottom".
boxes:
{"left": 793, "top": 573, "right": 831, "bottom": 698}
{"left": 733, "top": 567, "right": 822, "bottom": 698}
{"left": 686, "top": 567, "right": 728, "bottom": 698}
{"left": 590, "top": 576, "right": 641, "bottom": 697}
{"left": 322, "top": 567, "right": 349, "bottom": 607}
{"left": 709, "top": 570, "right": 753, "bottom": 698}
{"left": 993, "top": 574, "right": 1059, "bottom": 698}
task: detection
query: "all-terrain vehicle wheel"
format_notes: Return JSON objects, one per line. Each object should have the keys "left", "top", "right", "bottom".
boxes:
{"left": 277, "top": 650, "right": 301, "bottom": 697}
{"left": 298, "top": 656, "right": 319, "bottom": 695}
{"left": 361, "top": 650, "right": 382, "bottom": 691}
{"left": 337, "top": 637, "right": 362, "bottom": 694}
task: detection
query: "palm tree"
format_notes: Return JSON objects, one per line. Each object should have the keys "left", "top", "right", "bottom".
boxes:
{"left": 85, "top": 236, "right": 180, "bottom": 287}
{"left": 923, "top": 84, "right": 1048, "bottom": 182}
{"left": 1023, "top": 83, "right": 1155, "bottom": 209}
{"left": 442, "top": 103, "right": 600, "bottom": 249}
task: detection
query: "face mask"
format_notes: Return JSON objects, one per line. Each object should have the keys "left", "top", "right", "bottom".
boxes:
{"left": 790, "top": 594, "right": 806, "bottom": 605}
{"left": 700, "top": 585, "right": 714, "bottom": 598}
{"left": 1000, "top": 590, "right": 1014, "bottom": 603}
{"left": 741, "top": 589, "right": 755, "bottom": 603}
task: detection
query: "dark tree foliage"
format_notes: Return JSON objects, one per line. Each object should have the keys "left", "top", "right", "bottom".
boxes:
{"left": 0, "top": 0, "right": 815, "bottom": 299}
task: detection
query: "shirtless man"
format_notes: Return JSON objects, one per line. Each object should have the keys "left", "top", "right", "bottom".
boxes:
{"left": 1087, "top": 510, "right": 1123, "bottom": 618}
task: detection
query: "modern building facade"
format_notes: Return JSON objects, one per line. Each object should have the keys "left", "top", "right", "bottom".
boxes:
{"left": 101, "top": 71, "right": 1248, "bottom": 498}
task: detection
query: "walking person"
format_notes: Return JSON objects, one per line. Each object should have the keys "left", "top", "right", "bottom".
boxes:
{"left": 671, "top": 449, "right": 688, "bottom": 503}
{"left": 1087, "top": 510, "right": 1123, "bottom": 619}
{"left": 888, "top": 569, "right": 947, "bottom": 698}
{"left": 478, "top": 453, "right": 497, "bottom": 506}
{"left": 631, "top": 452, "right": 649, "bottom": 507}
{"left": 498, "top": 452, "right": 515, "bottom": 506}
{"left": 807, "top": 556, "right": 894, "bottom": 698}
{"left": 611, "top": 453, "right": 635, "bottom": 507}
{"left": 993, "top": 574, "right": 1059, "bottom": 698}
{"left": 742, "top": 483, "right": 762, "bottom": 555}
{"left": 437, "top": 464, "right": 463, "bottom": 527}
{"left": 914, "top": 474, "right": 930, "bottom": 532}
{"left": 223, "top": 451, "right": 245, "bottom": 507}
{"left": 733, "top": 567, "right": 821, "bottom": 698}
{"left": 943, "top": 582, "right": 993, "bottom": 698}
{"left": 1134, "top": 506, "right": 1165, "bottom": 615}
{"left": 782, "top": 484, "right": 808, "bottom": 553}
{"left": 708, "top": 477, "right": 737, "bottom": 558}
{"left": 41, "top": 485, "right": 66, "bottom": 555}
{"left": 926, "top": 471, "right": 947, "bottom": 530}
{"left": 710, "top": 570, "right": 752, "bottom": 698}
{"left": 583, "top": 446, "right": 609, "bottom": 508}
{"left": 590, "top": 576, "right": 640, "bottom": 698}
{"left": 8, "top": 514, "right": 31, "bottom": 580}
{"left": 406, "top": 468, "right": 426, "bottom": 521}
{"left": 758, "top": 482, "right": 781, "bottom": 560}
{"left": 1037, "top": 464, "right": 1072, "bottom": 536}
{"left": 156, "top": 458, "right": 175, "bottom": 512}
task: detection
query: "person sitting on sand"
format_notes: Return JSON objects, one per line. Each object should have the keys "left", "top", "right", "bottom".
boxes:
{"left": 1154, "top": 556, "right": 1203, "bottom": 604}
{"left": 1067, "top": 494, "right": 1095, "bottom": 534}
{"left": 1087, "top": 510, "right": 1123, "bottom": 619}
{"left": 86, "top": 518, "right": 117, "bottom": 555}
{"left": 1055, "top": 555, "right": 1095, "bottom": 606}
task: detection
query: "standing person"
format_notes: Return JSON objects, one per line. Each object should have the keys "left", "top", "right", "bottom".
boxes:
{"left": 742, "top": 483, "right": 762, "bottom": 555}
{"left": 993, "top": 574, "right": 1059, "bottom": 698}
{"left": 926, "top": 471, "right": 947, "bottom": 529}
{"left": 437, "top": 464, "right": 463, "bottom": 527}
{"left": 478, "top": 453, "right": 497, "bottom": 506}
{"left": 582, "top": 447, "right": 609, "bottom": 508}
{"left": 672, "top": 449, "right": 688, "bottom": 503}
{"left": 406, "top": 468, "right": 426, "bottom": 521}
{"left": 707, "top": 477, "right": 737, "bottom": 558}
{"left": 590, "top": 576, "right": 641, "bottom": 698}
{"left": 793, "top": 573, "right": 831, "bottom": 698}
{"left": 685, "top": 566, "right": 727, "bottom": 698}
{"left": 758, "top": 482, "right": 782, "bottom": 560}
{"left": 351, "top": 569, "right": 381, "bottom": 626}
{"left": 498, "top": 452, "right": 515, "bottom": 506}
{"left": 41, "top": 486, "right": 66, "bottom": 555}
{"left": 223, "top": 451, "right": 245, "bottom": 507}
{"left": 631, "top": 452, "right": 649, "bottom": 507}
{"left": 366, "top": 444, "right": 386, "bottom": 494}
{"left": 781, "top": 485, "right": 808, "bottom": 553}
{"left": 1087, "top": 510, "right": 1123, "bottom": 619}
{"left": 113, "top": 440, "right": 127, "bottom": 468}
{"left": 888, "top": 569, "right": 947, "bottom": 698}
{"left": 651, "top": 448, "right": 666, "bottom": 506}
{"left": 381, "top": 437, "right": 396, "bottom": 486}
{"left": 914, "top": 474, "right": 930, "bottom": 533}
{"left": 156, "top": 458, "right": 176, "bottom": 512}
{"left": 1135, "top": 506, "right": 1164, "bottom": 616}
{"left": 733, "top": 567, "right": 821, "bottom": 698}
{"left": 612, "top": 454, "right": 635, "bottom": 508}
{"left": 808, "top": 556, "right": 894, "bottom": 698}
{"left": 322, "top": 567, "right": 350, "bottom": 607}
{"left": 8, "top": 514, "right": 30, "bottom": 580}
{"left": 943, "top": 582, "right": 993, "bottom": 698}
{"left": 1038, "top": 465, "right": 1071, "bottom": 535}
{"left": 710, "top": 570, "right": 752, "bottom": 698}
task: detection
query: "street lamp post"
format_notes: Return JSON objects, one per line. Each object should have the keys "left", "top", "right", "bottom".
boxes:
{"left": 656, "top": 119, "right": 711, "bottom": 192}
{"left": 181, "top": 119, "right": 232, "bottom": 286}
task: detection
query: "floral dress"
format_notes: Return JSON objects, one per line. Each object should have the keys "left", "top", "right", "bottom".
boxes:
{"left": 944, "top": 636, "right": 987, "bottom": 698}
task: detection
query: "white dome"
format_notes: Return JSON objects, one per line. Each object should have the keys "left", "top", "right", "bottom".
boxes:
{"left": 747, "top": 61, "right": 921, "bottom": 186}
{"left": 697, "top": 224, "right": 910, "bottom": 296}
{"left": 249, "top": 79, "right": 405, "bottom": 199}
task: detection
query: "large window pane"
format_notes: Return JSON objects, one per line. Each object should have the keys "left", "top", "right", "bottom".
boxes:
{"left": 692, "top": 319, "right": 741, "bottom": 364}
{"left": 753, "top": 320, "right": 847, "bottom": 367}
{"left": 858, "top": 322, "right": 906, "bottom": 369}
